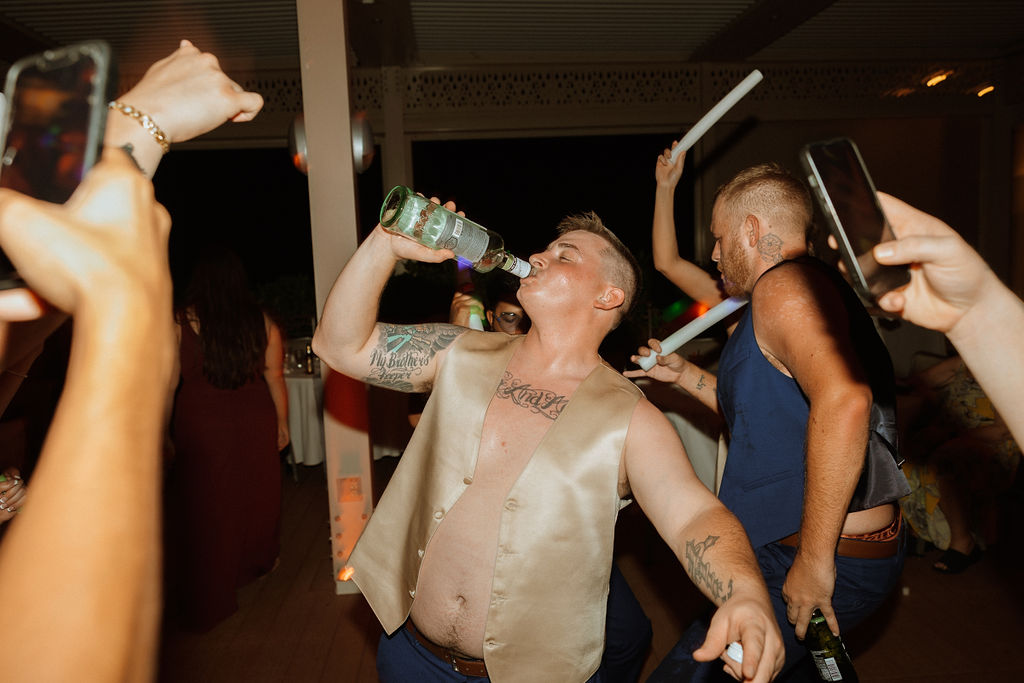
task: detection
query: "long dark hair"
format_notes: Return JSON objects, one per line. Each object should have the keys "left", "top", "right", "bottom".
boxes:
{"left": 178, "top": 246, "right": 267, "bottom": 390}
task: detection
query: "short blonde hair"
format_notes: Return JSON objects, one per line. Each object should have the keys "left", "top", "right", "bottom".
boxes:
{"left": 556, "top": 211, "right": 641, "bottom": 326}
{"left": 715, "top": 163, "right": 813, "bottom": 239}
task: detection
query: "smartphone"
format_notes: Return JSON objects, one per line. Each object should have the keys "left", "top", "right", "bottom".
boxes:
{"left": 800, "top": 137, "right": 910, "bottom": 302}
{"left": 0, "top": 40, "right": 114, "bottom": 289}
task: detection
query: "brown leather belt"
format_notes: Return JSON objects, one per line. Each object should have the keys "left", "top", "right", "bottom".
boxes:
{"left": 778, "top": 511, "right": 903, "bottom": 560}
{"left": 405, "top": 620, "right": 488, "bottom": 678}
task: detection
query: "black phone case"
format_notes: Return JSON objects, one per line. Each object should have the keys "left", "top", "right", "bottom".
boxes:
{"left": 0, "top": 40, "right": 115, "bottom": 289}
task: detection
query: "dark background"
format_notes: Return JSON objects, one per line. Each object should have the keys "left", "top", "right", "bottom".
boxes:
{"left": 152, "top": 132, "right": 703, "bottom": 365}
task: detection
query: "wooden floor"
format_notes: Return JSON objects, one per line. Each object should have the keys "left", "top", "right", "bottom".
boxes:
{"left": 158, "top": 462, "right": 1024, "bottom": 682}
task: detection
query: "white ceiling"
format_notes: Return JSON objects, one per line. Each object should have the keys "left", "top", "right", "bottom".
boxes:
{"left": 1, "top": 0, "right": 1021, "bottom": 75}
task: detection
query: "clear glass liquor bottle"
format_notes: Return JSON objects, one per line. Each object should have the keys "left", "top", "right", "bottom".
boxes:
{"left": 806, "top": 609, "right": 859, "bottom": 682}
{"left": 379, "top": 186, "right": 533, "bottom": 278}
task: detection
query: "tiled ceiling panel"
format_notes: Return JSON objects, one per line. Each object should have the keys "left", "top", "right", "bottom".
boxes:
{"left": 754, "top": 0, "right": 1024, "bottom": 61}
{"left": 0, "top": 0, "right": 1020, "bottom": 74}
{"left": 0, "top": 0, "right": 301, "bottom": 70}
{"left": 409, "top": 0, "right": 757, "bottom": 62}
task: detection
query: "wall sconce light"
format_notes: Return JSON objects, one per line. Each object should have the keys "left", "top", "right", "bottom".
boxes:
{"left": 924, "top": 70, "right": 953, "bottom": 87}
{"left": 976, "top": 85, "right": 995, "bottom": 97}
{"left": 288, "top": 111, "right": 376, "bottom": 175}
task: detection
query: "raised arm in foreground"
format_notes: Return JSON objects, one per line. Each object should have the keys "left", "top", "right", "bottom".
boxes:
{"left": 0, "top": 149, "right": 176, "bottom": 682}
{"left": 105, "top": 39, "right": 264, "bottom": 178}
{"left": 1, "top": 39, "right": 264, "bottom": 409}
{"left": 312, "top": 209, "right": 465, "bottom": 393}
{"left": 625, "top": 399, "right": 783, "bottom": 682}
{"left": 873, "top": 192, "right": 1024, "bottom": 447}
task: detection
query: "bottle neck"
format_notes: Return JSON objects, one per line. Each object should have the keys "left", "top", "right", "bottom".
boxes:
{"left": 499, "top": 252, "right": 533, "bottom": 279}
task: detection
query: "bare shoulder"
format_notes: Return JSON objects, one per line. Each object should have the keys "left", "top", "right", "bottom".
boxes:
{"left": 752, "top": 260, "right": 846, "bottom": 329}
{"left": 625, "top": 397, "right": 687, "bottom": 454}
{"left": 364, "top": 322, "right": 467, "bottom": 392}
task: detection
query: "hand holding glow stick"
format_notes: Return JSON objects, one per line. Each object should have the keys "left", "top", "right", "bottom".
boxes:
{"left": 669, "top": 70, "right": 763, "bottom": 164}
{"left": 637, "top": 297, "right": 747, "bottom": 371}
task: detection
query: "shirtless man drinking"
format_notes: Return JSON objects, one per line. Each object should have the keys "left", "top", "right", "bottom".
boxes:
{"left": 313, "top": 205, "right": 784, "bottom": 683}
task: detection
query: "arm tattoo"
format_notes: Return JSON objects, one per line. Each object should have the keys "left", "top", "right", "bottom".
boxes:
{"left": 495, "top": 371, "right": 569, "bottom": 420}
{"left": 757, "top": 233, "right": 784, "bottom": 265}
{"left": 364, "top": 324, "right": 461, "bottom": 391}
{"left": 695, "top": 373, "right": 707, "bottom": 391}
{"left": 685, "top": 535, "right": 735, "bottom": 604}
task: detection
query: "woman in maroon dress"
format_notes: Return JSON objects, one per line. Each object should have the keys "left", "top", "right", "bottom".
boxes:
{"left": 164, "top": 247, "right": 289, "bottom": 631}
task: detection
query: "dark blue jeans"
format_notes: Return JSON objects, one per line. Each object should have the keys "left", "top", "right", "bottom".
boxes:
{"left": 377, "top": 624, "right": 606, "bottom": 682}
{"left": 647, "top": 537, "right": 905, "bottom": 682}
{"left": 377, "top": 562, "right": 649, "bottom": 682}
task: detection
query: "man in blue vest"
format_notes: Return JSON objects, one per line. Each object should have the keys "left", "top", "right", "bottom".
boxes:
{"left": 631, "top": 163, "right": 909, "bottom": 681}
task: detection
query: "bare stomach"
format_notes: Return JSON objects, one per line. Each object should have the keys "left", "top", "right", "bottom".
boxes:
{"left": 842, "top": 502, "right": 896, "bottom": 535}
{"left": 408, "top": 481, "right": 505, "bottom": 659}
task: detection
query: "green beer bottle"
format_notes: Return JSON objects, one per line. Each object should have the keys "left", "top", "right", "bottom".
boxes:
{"left": 806, "top": 608, "right": 859, "bottom": 682}
{"left": 379, "top": 186, "right": 533, "bottom": 278}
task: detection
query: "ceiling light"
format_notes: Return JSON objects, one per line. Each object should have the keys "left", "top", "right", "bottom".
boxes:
{"left": 977, "top": 85, "right": 995, "bottom": 97}
{"left": 925, "top": 70, "right": 953, "bottom": 87}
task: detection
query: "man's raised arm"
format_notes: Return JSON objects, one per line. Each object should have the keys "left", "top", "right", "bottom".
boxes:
{"left": 312, "top": 215, "right": 464, "bottom": 393}
{"left": 653, "top": 144, "right": 726, "bottom": 307}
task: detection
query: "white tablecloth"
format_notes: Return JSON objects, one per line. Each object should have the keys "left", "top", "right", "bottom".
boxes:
{"left": 285, "top": 373, "right": 325, "bottom": 466}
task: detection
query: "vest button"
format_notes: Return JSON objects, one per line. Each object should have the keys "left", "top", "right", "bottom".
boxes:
{"left": 485, "top": 639, "right": 497, "bottom": 648}
{"left": 433, "top": 509, "right": 444, "bottom": 520}
{"left": 504, "top": 499, "right": 518, "bottom": 511}
{"left": 408, "top": 588, "right": 416, "bottom": 598}
{"left": 417, "top": 548, "right": 425, "bottom": 558}
{"left": 463, "top": 476, "right": 473, "bottom": 485}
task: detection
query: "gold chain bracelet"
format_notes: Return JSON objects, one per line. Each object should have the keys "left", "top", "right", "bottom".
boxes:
{"left": 107, "top": 101, "right": 170, "bottom": 154}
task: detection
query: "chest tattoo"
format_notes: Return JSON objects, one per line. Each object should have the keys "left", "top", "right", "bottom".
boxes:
{"left": 496, "top": 371, "right": 569, "bottom": 421}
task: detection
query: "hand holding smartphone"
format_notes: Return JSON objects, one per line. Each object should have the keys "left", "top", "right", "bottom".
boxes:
{"left": 799, "top": 137, "right": 910, "bottom": 303}
{"left": 0, "top": 40, "right": 113, "bottom": 289}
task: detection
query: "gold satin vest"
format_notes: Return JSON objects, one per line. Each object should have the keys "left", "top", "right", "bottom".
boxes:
{"left": 349, "top": 332, "right": 643, "bottom": 682}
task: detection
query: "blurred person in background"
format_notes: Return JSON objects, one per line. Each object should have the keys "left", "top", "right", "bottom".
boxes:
{"left": 164, "top": 245, "right": 288, "bottom": 631}
{"left": 0, "top": 39, "right": 262, "bottom": 679}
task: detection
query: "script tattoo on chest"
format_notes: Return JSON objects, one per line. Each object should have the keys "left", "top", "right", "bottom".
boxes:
{"left": 685, "top": 535, "right": 734, "bottom": 604}
{"left": 365, "top": 324, "right": 461, "bottom": 391}
{"left": 496, "top": 371, "right": 569, "bottom": 420}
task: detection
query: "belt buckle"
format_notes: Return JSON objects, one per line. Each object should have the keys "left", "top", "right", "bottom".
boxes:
{"left": 446, "top": 651, "right": 464, "bottom": 674}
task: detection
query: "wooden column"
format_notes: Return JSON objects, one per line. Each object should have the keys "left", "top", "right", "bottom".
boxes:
{"left": 296, "top": 0, "right": 373, "bottom": 595}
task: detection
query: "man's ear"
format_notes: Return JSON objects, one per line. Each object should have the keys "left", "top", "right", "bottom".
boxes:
{"left": 595, "top": 286, "right": 625, "bottom": 311}
{"left": 743, "top": 214, "right": 761, "bottom": 247}
{"left": 485, "top": 310, "right": 495, "bottom": 327}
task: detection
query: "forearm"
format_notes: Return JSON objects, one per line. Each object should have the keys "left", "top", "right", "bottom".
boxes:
{"left": 265, "top": 369, "right": 289, "bottom": 425}
{"left": 947, "top": 282, "right": 1024, "bottom": 447}
{"left": 0, "top": 297, "right": 174, "bottom": 681}
{"left": 104, "top": 113, "right": 166, "bottom": 179}
{"left": 652, "top": 183, "right": 683, "bottom": 273}
{"left": 797, "top": 397, "right": 869, "bottom": 558}
{"left": 677, "top": 505, "right": 770, "bottom": 608}
{"left": 652, "top": 186, "right": 724, "bottom": 305}
{"left": 674, "top": 362, "right": 720, "bottom": 413}
{"left": 312, "top": 227, "right": 397, "bottom": 374}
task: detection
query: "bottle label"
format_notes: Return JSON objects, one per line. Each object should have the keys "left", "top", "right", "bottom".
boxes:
{"left": 437, "top": 214, "right": 488, "bottom": 263}
{"left": 503, "top": 255, "right": 533, "bottom": 278}
{"left": 810, "top": 651, "right": 844, "bottom": 681}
